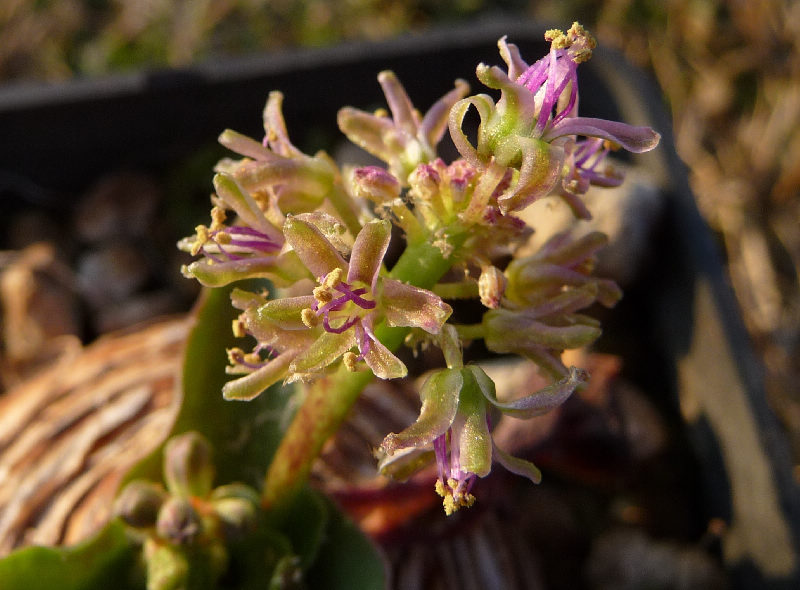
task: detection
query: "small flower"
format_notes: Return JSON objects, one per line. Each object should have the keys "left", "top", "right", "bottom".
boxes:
{"left": 256, "top": 216, "right": 452, "bottom": 380}
{"left": 484, "top": 231, "right": 622, "bottom": 377}
{"left": 222, "top": 288, "right": 319, "bottom": 401}
{"left": 338, "top": 72, "right": 470, "bottom": 184}
{"left": 449, "top": 23, "right": 660, "bottom": 213}
{"left": 380, "top": 363, "right": 587, "bottom": 515}
{"left": 178, "top": 173, "right": 309, "bottom": 287}
{"left": 218, "top": 91, "right": 341, "bottom": 214}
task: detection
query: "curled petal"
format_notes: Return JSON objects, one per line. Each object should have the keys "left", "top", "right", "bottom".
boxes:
{"left": 380, "top": 368, "right": 462, "bottom": 454}
{"left": 480, "top": 365, "right": 587, "bottom": 418}
{"left": 284, "top": 216, "right": 348, "bottom": 278}
{"left": 382, "top": 278, "right": 452, "bottom": 333}
{"left": 420, "top": 79, "right": 470, "bottom": 149}
{"left": 545, "top": 117, "right": 661, "bottom": 153}
{"left": 448, "top": 94, "right": 495, "bottom": 168}
{"left": 492, "top": 442, "right": 542, "bottom": 484}
{"left": 348, "top": 219, "right": 391, "bottom": 290}
{"left": 377, "top": 446, "right": 435, "bottom": 481}
{"left": 497, "top": 37, "right": 529, "bottom": 80}
{"left": 497, "top": 136, "right": 563, "bottom": 213}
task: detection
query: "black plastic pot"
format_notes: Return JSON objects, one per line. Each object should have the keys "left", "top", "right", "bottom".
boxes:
{"left": 1, "top": 17, "right": 798, "bottom": 590}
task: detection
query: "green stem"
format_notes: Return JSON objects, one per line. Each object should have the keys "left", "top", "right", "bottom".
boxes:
{"left": 261, "top": 238, "right": 459, "bottom": 508}
{"left": 453, "top": 322, "right": 485, "bottom": 341}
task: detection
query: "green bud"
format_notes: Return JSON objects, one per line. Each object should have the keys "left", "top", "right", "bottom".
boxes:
{"left": 144, "top": 538, "right": 189, "bottom": 590}
{"left": 156, "top": 497, "right": 203, "bottom": 545}
{"left": 163, "top": 431, "right": 215, "bottom": 498}
{"left": 212, "top": 497, "right": 258, "bottom": 541}
{"left": 114, "top": 480, "right": 167, "bottom": 528}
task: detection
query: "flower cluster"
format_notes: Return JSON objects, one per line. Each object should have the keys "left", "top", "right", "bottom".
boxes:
{"left": 179, "top": 23, "right": 659, "bottom": 514}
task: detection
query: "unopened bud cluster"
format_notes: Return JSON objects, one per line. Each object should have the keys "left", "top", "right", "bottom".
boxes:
{"left": 114, "top": 432, "right": 261, "bottom": 589}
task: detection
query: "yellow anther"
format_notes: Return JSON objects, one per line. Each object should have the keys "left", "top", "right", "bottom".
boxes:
{"left": 373, "top": 107, "right": 388, "bottom": 118}
{"left": 191, "top": 225, "right": 209, "bottom": 256}
{"left": 244, "top": 352, "right": 262, "bottom": 365}
{"left": 232, "top": 318, "right": 246, "bottom": 338}
{"left": 301, "top": 308, "right": 319, "bottom": 328}
{"left": 215, "top": 231, "right": 231, "bottom": 245}
{"left": 342, "top": 351, "right": 359, "bottom": 372}
{"left": 322, "top": 267, "right": 344, "bottom": 289}
{"left": 226, "top": 347, "right": 244, "bottom": 364}
{"left": 313, "top": 285, "right": 333, "bottom": 303}
{"left": 210, "top": 206, "right": 227, "bottom": 230}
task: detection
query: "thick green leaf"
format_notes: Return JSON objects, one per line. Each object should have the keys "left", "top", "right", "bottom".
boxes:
{"left": 265, "top": 486, "right": 329, "bottom": 570}
{"left": 304, "top": 494, "right": 387, "bottom": 589}
{"left": 127, "top": 282, "right": 296, "bottom": 488}
{"left": 0, "top": 520, "right": 140, "bottom": 590}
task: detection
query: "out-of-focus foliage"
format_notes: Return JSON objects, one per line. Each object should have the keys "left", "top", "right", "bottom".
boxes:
{"left": 0, "top": 0, "right": 523, "bottom": 80}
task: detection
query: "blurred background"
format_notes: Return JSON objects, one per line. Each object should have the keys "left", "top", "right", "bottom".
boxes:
{"left": 1, "top": 0, "right": 797, "bottom": 472}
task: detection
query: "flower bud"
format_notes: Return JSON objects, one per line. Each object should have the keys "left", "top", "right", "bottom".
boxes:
{"left": 212, "top": 497, "right": 258, "bottom": 541}
{"left": 209, "top": 483, "right": 261, "bottom": 541}
{"left": 478, "top": 265, "right": 506, "bottom": 309}
{"left": 163, "top": 431, "right": 215, "bottom": 498}
{"left": 113, "top": 480, "right": 167, "bottom": 528}
{"left": 144, "top": 537, "right": 189, "bottom": 590}
{"left": 351, "top": 166, "right": 401, "bottom": 203}
{"left": 156, "top": 497, "right": 203, "bottom": 545}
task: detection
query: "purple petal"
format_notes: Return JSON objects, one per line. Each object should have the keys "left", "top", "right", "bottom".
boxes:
{"left": 378, "top": 70, "right": 418, "bottom": 135}
{"left": 545, "top": 117, "right": 661, "bottom": 153}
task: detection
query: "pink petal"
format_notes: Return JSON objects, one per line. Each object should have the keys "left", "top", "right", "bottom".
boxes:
{"left": 347, "top": 219, "right": 391, "bottom": 289}
{"left": 361, "top": 333, "right": 408, "bottom": 380}
{"left": 283, "top": 216, "right": 348, "bottom": 279}
{"left": 382, "top": 278, "right": 452, "bottom": 333}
